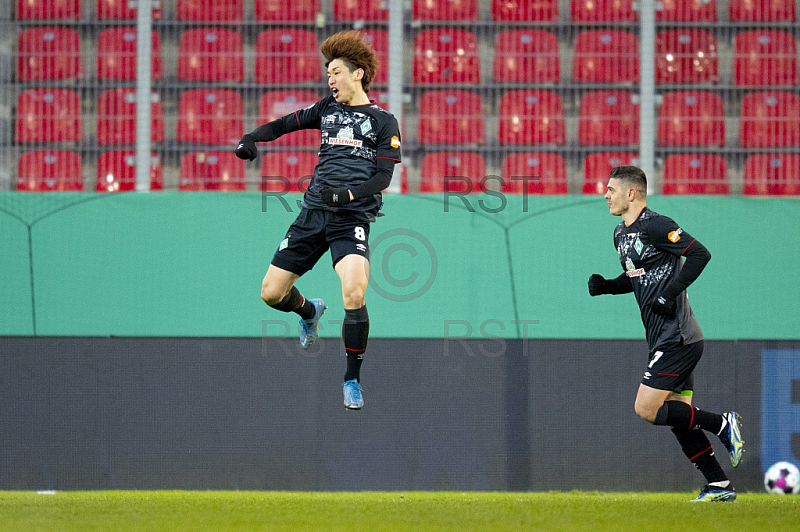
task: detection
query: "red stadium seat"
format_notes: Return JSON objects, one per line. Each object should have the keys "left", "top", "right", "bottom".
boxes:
{"left": 255, "top": 0, "right": 320, "bottom": 21}
{"left": 419, "top": 152, "right": 487, "bottom": 194}
{"left": 657, "top": 0, "right": 718, "bottom": 21}
{"left": 743, "top": 154, "right": 800, "bottom": 196}
{"left": 657, "top": 91, "right": 724, "bottom": 146}
{"left": 177, "top": 90, "right": 244, "bottom": 146}
{"left": 413, "top": 29, "right": 480, "bottom": 85}
{"left": 17, "top": 0, "right": 80, "bottom": 19}
{"left": 97, "top": 89, "right": 165, "bottom": 146}
{"left": 492, "top": 0, "right": 559, "bottom": 21}
{"left": 501, "top": 153, "right": 567, "bottom": 194}
{"left": 96, "top": 151, "right": 163, "bottom": 192}
{"left": 258, "top": 91, "right": 321, "bottom": 148}
{"left": 578, "top": 91, "right": 639, "bottom": 146}
{"left": 655, "top": 30, "right": 719, "bottom": 85}
{"left": 261, "top": 151, "right": 318, "bottom": 192}
{"left": 361, "top": 29, "right": 388, "bottom": 84}
{"left": 418, "top": 91, "right": 485, "bottom": 145}
{"left": 573, "top": 30, "right": 639, "bottom": 84}
{"left": 729, "top": 0, "right": 796, "bottom": 21}
{"left": 178, "top": 29, "right": 244, "bottom": 82}
{"left": 17, "top": 27, "right": 83, "bottom": 81}
{"left": 177, "top": 0, "right": 243, "bottom": 21}
{"left": 255, "top": 29, "right": 321, "bottom": 84}
{"left": 498, "top": 90, "right": 566, "bottom": 145}
{"left": 734, "top": 30, "right": 799, "bottom": 87}
{"left": 571, "top": 0, "right": 636, "bottom": 21}
{"left": 16, "top": 89, "right": 82, "bottom": 143}
{"left": 17, "top": 150, "right": 82, "bottom": 192}
{"left": 97, "top": 0, "right": 162, "bottom": 19}
{"left": 180, "top": 151, "right": 246, "bottom": 191}
{"left": 333, "top": 0, "right": 388, "bottom": 20}
{"left": 97, "top": 28, "right": 162, "bottom": 81}
{"left": 662, "top": 154, "right": 728, "bottom": 195}
{"left": 582, "top": 152, "right": 637, "bottom": 194}
{"left": 493, "top": 30, "right": 560, "bottom": 83}
{"left": 413, "top": 0, "right": 478, "bottom": 20}
{"left": 739, "top": 91, "right": 800, "bottom": 148}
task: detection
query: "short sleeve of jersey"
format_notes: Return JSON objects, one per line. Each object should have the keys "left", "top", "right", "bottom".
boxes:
{"left": 291, "top": 96, "right": 334, "bottom": 132}
{"left": 376, "top": 114, "right": 402, "bottom": 163}
{"left": 645, "top": 214, "right": 697, "bottom": 257}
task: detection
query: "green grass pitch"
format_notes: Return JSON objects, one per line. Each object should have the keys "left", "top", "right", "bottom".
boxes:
{"left": 1, "top": 491, "right": 798, "bottom": 531}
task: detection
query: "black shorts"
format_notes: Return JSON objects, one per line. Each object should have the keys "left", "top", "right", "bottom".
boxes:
{"left": 641, "top": 340, "right": 704, "bottom": 395}
{"left": 270, "top": 208, "right": 370, "bottom": 276}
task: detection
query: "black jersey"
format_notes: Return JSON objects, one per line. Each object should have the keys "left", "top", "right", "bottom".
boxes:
{"left": 614, "top": 207, "right": 704, "bottom": 351}
{"left": 280, "top": 95, "right": 401, "bottom": 222}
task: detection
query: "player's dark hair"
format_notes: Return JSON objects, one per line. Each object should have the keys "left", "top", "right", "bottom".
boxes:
{"left": 610, "top": 166, "right": 647, "bottom": 197}
{"left": 320, "top": 30, "right": 379, "bottom": 92}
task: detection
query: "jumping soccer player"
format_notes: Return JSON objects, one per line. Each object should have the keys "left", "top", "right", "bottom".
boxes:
{"left": 588, "top": 166, "right": 744, "bottom": 502}
{"left": 234, "top": 30, "right": 402, "bottom": 410}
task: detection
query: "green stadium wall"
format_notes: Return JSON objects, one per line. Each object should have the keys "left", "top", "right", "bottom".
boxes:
{"left": 1, "top": 192, "right": 798, "bottom": 339}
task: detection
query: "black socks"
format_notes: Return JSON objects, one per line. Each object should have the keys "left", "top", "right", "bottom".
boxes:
{"left": 343, "top": 306, "right": 369, "bottom": 382}
{"left": 268, "top": 287, "right": 315, "bottom": 320}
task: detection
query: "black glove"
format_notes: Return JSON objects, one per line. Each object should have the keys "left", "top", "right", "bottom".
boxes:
{"left": 321, "top": 187, "right": 351, "bottom": 207}
{"left": 651, "top": 293, "right": 676, "bottom": 316}
{"left": 588, "top": 274, "right": 611, "bottom": 296}
{"left": 235, "top": 134, "right": 257, "bottom": 161}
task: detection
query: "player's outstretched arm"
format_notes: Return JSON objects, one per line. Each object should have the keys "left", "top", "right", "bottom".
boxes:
{"left": 588, "top": 273, "right": 633, "bottom": 296}
{"left": 235, "top": 120, "right": 290, "bottom": 162}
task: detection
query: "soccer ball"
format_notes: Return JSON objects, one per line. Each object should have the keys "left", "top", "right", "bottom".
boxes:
{"left": 764, "top": 461, "right": 800, "bottom": 494}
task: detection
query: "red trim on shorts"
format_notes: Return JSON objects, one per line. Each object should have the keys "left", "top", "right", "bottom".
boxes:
{"left": 689, "top": 405, "right": 695, "bottom": 430}
{"left": 688, "top": 445, "right": 713, "bottom": 461}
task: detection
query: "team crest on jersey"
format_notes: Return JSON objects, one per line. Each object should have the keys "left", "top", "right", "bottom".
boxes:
{"left": 328, "top": 126, "right": 363, "bottom": 147}
{"left": 625, "top": 257, "right": 645, "bottom": 278}
{"left": 668, "top": 228, "right": 683, "bottom": 243}
{"left": 360, "top": 119, "right": 373, "bottom": 136}
{"left": 634, "top": 237, "right": 643, "bottom": 255}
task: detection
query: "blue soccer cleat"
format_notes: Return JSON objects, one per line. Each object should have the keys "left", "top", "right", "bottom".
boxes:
{"left": 720, "top": 411, "right": 745, "bottom": 468}
{"left": 691, "top": 485, "right": 736, "bottom": 502}
{"left": 299, "top": 298, "right": 326, "bottom": 350}
{"left": 342, "top": 379, "right": 364, "bottom": 410}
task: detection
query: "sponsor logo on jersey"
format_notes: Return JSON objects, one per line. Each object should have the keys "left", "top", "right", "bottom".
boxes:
{"left": 668, "top": 228, "right": 683, "bottom": 243}
{"left": 328, "top": 126, "right": 363, "bottom": 147}
{"left": 625, "top": 257, "right": 645, "bottom": 277}
{"left": 390, "top": 135, "right": 401, "bottom": 148}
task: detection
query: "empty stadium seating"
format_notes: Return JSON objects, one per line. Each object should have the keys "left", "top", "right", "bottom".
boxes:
{"left": 17, "top": 150, "right": 83, "bottom": 191}
{"left": 97, "top": 89, "right": 165, "bottom": 146}
{"left": 492, "top": 0, "right": 559, "bottom": 21}
{"left": 255, "top": 0, "right": 320, "bottom": 21}
{"left": 739, "top": 91, "right": 800, "bottom": 148}
{"left": 177, "top": 0, "right": 243, "bottom": 21}
{"left": 17, "top": 0, "right": 80, "bottom": 19}
{"left": 177, "top": 29, "right": 244, "bottom": 82}
{"left": 17, "top": 27, "right": 83, "bottom": 81}
{"left": 97, "top": 0, "right": 162, "bottom": 19}
{"left": 582, "top": 152, "right": 637, "bottom": 194}
{"left": 413, "top": 29, "right": 480, "bottom": 85}
{"left": 743, "top": 154, "right": 800, "bottom": 196}
{"left": 418, "top": 91, "right": 485, "bottom": 145}
{"left": 657, "top": 91, "right": 725, "bottom": 146}
{"left": 261, "top": 151, "right": 318, "bottom": 192}
{"left": 662, "top": 154, "right": 728, "bottom": 195}
{"left": 729, "top": 0, "right": 796, "bottom": 21}
{"left": 176, "top": 90, "right": 244, "bottom": 146}
{"left": 501, "top": 153, "right": 568, "bottom": 194}
{"left": 333, "top": 0, "right": 388, "bottom": 20}
{"left": 361, "top": 29, "right": 389, "bottom": 84}
{"left": 258, "top": 91, "right": 322, "bottom": 148}
{"left": 419, "top": 151, "right": 487, "bottom": 193}
{"left": 412, "top": 0, "right": 478, "bottom": 20}
{"left": 578, "top": 92, "right": 639, "bottom": 146}
{"left": 655, "top": 29, "right": 719, "bottom": 85}
{"left": 657, "top": 0, "right": 718, "bottom": 21}
{"left": 255, "top": 29, "right": 321, "bottom": 84}
{"left": 734, "top": 30, "right": 799, "bottom": 87}
{"left": 97, "top": 28, "right": 163, "bottom": 81}
{"left": 16, "top": 88, "right": 83, "bottom": 143}
{"left": 96, "top": 151, "right": 164, "bottom": 192}
{"left": 572, "top": 30, "right": 639, "bottom": 84}
{"left": 180, "top": 151, "right": 246, "bottom": 191}
{"left": 571, "top": 0, "right": 637, "bottom": 22}
{"left": 498, "top": 90, "right": 566, "bottom": 145}
{"left": 493, "top": 30, "right": 560, "bottom": 83}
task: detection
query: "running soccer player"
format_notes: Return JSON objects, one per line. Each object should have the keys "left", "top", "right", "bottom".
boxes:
{"left": 234, "top": 30, "right": 402, "bottom": 410}
{"left": 587, "top": 166, "right": 744, "bottom": 502}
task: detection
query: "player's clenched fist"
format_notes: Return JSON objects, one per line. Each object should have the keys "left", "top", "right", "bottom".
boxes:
{"left": 587, "top": 274, "right": 610, "bottom": 296}
{"left": 235, "top": 134, "right": 257, "bottom": 161}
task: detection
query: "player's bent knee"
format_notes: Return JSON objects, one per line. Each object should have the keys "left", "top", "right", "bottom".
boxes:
{"left": 634, "top": 401, "right": 658, "bottom": 424}
{"left": 342, "top": 289, "right": 366, "bottom": 309}
{"left": 260, "top": 285, "right": 286, "bottom": 306}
